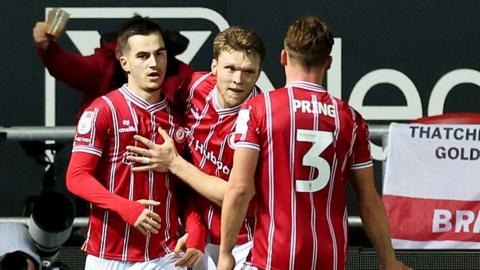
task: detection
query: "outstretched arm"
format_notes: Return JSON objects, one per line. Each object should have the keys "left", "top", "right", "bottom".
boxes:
{"left": 126, "top": 127, "right": 227, "bottom": 206}
{"left": 350, "top": 167, "right": 412, "bottom": 270}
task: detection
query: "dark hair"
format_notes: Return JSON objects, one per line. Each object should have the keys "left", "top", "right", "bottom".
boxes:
{"left": 284, "top": 16, "right": 334, "bottom": 67}
{"left": 213, "top": 26, "right": 265, "bottom": 63}
{"left": 117, "top": 15, "right": 164, "bottom": 54}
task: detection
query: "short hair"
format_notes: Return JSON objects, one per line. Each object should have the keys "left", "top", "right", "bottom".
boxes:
{"left": 284, "top": 16, "right": 334, "bottom": 67}
{"left": 117, "top": 15, "right": 164, "bottom": 54}
{"left": 213, "top": 26, "right": 266, "bottom": 64}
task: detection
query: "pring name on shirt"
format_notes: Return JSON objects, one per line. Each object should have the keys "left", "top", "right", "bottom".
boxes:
{"left": 293, "top": 99, "right": 336, "bottom": 117}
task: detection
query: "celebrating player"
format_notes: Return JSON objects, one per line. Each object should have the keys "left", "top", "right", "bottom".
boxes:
{"left": 218, "top": 16, "right": 411, "bottom": 270}
{"left": 66, "top": 16, "right": 204, "bottom": 269}
{"left": 125, "top": 26, "right": 265, "bottom": 269}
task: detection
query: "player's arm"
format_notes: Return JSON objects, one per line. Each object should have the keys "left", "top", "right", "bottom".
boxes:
{"left": 34, "top": 22, "right": 105, "bottom": 94}
{"left": 126, "top": 127, "right": 227, "bottom": 206}
{"left": 217, "top": 147, "right": 258, "bottom": 270}
{"left": 173, "top": 184, "right": 206, "bottom": 267}
{"left": 67, "top": 104, "right": 161, "bottom": 236}
{"left": 350, "top": 167, "right": 412, "bottom": 270}
{"left": 66, "top": 152, "right": 161, "bottom": 236}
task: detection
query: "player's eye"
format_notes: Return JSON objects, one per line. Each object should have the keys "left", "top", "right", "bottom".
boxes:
{"left": 137, "top": 53, "right": 149, "bottom": 60}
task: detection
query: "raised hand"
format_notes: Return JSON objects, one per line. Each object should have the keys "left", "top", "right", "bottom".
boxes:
{"left": 33, "top": 22, "right": 51, "bottom": 50}
{"left": 126, "top": 127, "right": 179, "bottom": 173}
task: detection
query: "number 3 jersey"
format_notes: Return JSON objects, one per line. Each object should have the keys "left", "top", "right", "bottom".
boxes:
{"left": 234, "top": 81, "right": 373, "bottom": 270}
{"left": 183, "top": 72, "right": 259, "bottom": 245}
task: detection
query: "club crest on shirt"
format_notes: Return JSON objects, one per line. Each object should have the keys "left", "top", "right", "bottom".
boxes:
{"left": 77, "top": 111, "right": 94, "bottom": 135}
{"left": 174, "top": 127, "right": 186, "bottom": 143}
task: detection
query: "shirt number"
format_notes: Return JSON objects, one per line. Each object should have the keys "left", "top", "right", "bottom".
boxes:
{"left": 295, "top": 129, "right": 333, "bottom": 192}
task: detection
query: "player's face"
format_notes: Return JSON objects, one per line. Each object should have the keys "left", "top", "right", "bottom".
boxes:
{"left": 120, "top": 33, "right": 167, "bottom": 93}
{"left": 212, "top": 50, "right": 261, "bottom": 108}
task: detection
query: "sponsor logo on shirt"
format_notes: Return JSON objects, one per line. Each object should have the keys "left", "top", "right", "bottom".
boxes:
{"left": 122, "top": 151, "right": 135, "bottom": 165}
{"left": 119, "top": 119, "right": 136, "bottom": 133}
{"left": 193, "top": 139, "right": 231, "bottom": 174}
{"left": 119, "top": 126, "right": 137, "bottom": 133}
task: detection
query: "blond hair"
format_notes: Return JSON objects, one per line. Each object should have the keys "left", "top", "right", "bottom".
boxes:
{"left": 213, "top": 26, "right": 265, "bottom": 63}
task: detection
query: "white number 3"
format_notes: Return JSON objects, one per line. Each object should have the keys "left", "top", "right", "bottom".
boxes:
{"left": 296, "top": 129, "right": 333, "bottom": 192}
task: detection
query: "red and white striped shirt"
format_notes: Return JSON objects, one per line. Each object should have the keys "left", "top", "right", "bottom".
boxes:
{"left": 235, "top": 81, "right": 372, "bottom": 270}
{"left": 67, "top": 85, "right": 191, "bottom": 262}
{"left": 183, "top": 72, "right": 258, "bottom": 245}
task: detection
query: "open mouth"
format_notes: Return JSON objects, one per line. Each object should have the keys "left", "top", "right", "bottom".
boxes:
{"left": 228, "top": 88, "right": 243, "bottom": 94}
{"left": 147, "top": 71, "right": 160, "bottom": 79}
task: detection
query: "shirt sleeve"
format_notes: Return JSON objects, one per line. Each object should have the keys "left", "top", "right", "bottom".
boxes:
{"left": 37, "top": 41, "right": 107, "bottom": 94}
{"left": 66, "top": 100, "right": 145, "bottom": 225}
{"left": 233, "top": 101, "right": 261, "bottom": 151}
{"left": 350, "top": 110, "right": 373, "bottom": 170}
{"left": 175, "top": 182, "right": 207, "bottom": 251}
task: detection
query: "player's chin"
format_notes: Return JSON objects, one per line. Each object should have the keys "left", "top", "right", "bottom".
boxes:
{"left": 145, "top": 82, "right": 162, "bottom": 92}
{"left": 231, "top": 92, "right": 249, "bottom": 103}
{"left": 226, "top": 97, "right": 244, "bottom": 107}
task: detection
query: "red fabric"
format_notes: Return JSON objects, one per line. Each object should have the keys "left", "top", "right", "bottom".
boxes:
{"left": 66, "top": 153, "right": 145, "bottom": 226}
{"left": 38, "top": 41, "right": 117, "bottom": 122}
{"left": 383, "top": 195, "right": 480, "bottom": 242}
{"left": 180, "top": 186, "right": 207, "bottom": 251}
{"left": 183, "top": 72, "right": 259, "bottom": 245}
{"left": 37, "top": 41, "right": 193, "bottom": 122}
{"left": 234, "top": 81, "right": 372, "bottom": 270}
{"left": 66, "top": 87, "right": 186, "bottom": 261}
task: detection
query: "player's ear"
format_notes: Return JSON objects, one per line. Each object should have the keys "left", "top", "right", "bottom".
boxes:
{"left": 280, "top": 49, "right": 287, "bottom": 66}
{"left": 211, "top": 58, "right": 218, "bottom": 76}
{"left": 324, "top": 56, "right": 332, "bottom": 70}
{"left": 120, "top": 55, "right": 130, "bottom": 73}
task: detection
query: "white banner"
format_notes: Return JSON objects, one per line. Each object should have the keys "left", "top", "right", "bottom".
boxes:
{"left": 383, "top": 123, "right": 480, "bottom": 249}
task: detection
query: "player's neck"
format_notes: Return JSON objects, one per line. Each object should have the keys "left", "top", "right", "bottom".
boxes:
{"left": 285, "top": 65, "right": 325, "bottom": 86}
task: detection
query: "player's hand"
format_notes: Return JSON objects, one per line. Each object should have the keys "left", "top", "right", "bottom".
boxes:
{"left": 173, "top": 233, "right": 203, "bottom": 267}
{"left": 133, "top": 201, "right": 161, "bottom": 237}
{"left": 33, "top": 22, "right": 51, "bottom": 50}
{"left": 125, "top": 127, "right": 178, "bottom": 173}
{"left": 136, "top": 199, "right": 160, "bottom": 207}
{"left": 380, "top": 260, "right": 413, "bottom": 270}
{"left": 217, "top": 251, "right": 235, "bottom": 270}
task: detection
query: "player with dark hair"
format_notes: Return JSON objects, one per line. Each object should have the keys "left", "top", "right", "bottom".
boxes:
{"left": 66, "top": 16, "right": 204, "bottom": 269}
{"left": 125, "top": 26, "right": 265, "bottom": 270}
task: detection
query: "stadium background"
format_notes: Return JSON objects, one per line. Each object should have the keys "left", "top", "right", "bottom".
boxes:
{"left": 1, "top": 1, "right": 479, "bottom": 268}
